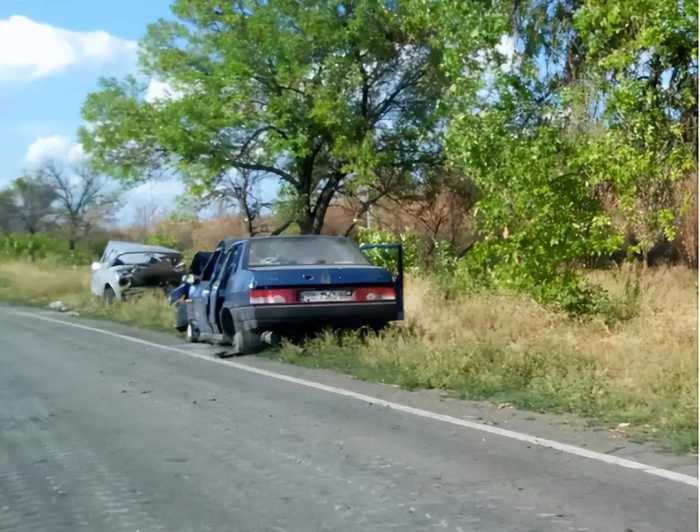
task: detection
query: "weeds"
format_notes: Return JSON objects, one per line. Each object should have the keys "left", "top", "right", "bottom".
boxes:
{"left": 0, "top": 233, "right": 96, "bottom": 264}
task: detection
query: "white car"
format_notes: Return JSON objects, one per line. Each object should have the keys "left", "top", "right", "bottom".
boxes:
{"left": 91, "top": 241, "right": 184, "bottom": 303}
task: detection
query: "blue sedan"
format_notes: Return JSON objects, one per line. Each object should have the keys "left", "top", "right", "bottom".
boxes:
{"left": 170, "top": 236, "right": 404, "bottom": 354}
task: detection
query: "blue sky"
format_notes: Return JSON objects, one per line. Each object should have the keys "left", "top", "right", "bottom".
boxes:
{"left": 0, "top": 1, "right": 182, "bottom": 221}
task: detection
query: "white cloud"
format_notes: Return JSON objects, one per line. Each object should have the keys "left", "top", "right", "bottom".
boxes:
{"left": 116, "top": 179, "right": 185, "bottom": 226}
{"left": 145, "top": 79, "right": 183, "bottom": 103}
{"left": 23, "top": 135, "right": 184, "bottom": 226}
{"left": 24, "top": 134, "right": 86, "bottom": 167}
{"left": 0, "top": 15, "right": 137, "bottom": 80}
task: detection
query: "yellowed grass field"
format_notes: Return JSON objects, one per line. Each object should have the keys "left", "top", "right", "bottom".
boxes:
{"left": 0, "top": 261, "right": 173, "bottom": 331}
{"left": 397, "top": 267, "right": 697, "bottom": 446}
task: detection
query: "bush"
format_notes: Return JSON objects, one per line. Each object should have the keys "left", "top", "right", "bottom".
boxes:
{"left": 145, "top": 233, "right": 181, "bottom": 250}
{"left": 356, "top": 227, "right": 419, "bottom": 274}
{"left": 355, "top": 226, "right": 636, "bottom": 320}
{"left": 0, "top": 233, "right": 92, "bottom": 264}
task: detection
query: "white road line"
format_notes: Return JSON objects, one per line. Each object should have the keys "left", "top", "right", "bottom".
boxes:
{"left": 13, "top": 310, "right": 699, "bottom": 488}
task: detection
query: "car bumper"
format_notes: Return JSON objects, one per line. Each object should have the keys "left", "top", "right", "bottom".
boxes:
{"left": 232, "top": 302, "right": 400, "bottom": 331}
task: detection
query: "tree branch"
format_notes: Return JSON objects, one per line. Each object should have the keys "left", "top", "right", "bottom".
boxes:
{"left": 229, "top": 161, "right": 299, "bottom": 186}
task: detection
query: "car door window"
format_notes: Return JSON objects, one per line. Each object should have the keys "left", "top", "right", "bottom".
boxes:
{"left": 211, "top": 251, "right": 227, "bottom": 281}
{"left": 200, "top": 249, "right": 222, "bottom": 281}
{"left": 219, "top": 245, "right": 242, "bottom": 290}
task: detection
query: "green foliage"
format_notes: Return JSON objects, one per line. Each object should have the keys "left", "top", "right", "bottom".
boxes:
{"left": 80, "top": 0, "right": 486, "bottom": 233}
{"left": 437, "top": 0, "right": 697, "bottom": 308}
{"left": 0, "top": 234, "right": 92, "bottom": 265}
{"left": 574, "top": 0, "right": 697, "bottom": 255}
{"left": 144, "top": 233, "right": 181, "bottom": 250}
{"left": 356, "top": 227, "right": 419, "bottom": 274}
{"left": 446, "top": 109, "right": 623, "bottom": 309}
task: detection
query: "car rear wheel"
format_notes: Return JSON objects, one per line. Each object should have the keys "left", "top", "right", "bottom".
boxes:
{"left": 232, "top": 318, "right": 263, "bottom": 355}
{"left": 232, "top": 330, "right": 262, "bottom": 354}
{"left": 186, "top": 322, "right": 200, "bottom": 343}
{"left": 219, "top": 309, "right": 234, "bottom": 346}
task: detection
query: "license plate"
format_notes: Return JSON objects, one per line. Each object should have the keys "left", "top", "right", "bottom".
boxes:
{"left": 300, "top": 290, "right": 353, "bottom": 303}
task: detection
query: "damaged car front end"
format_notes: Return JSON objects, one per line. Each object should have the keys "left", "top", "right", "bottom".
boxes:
{"left": 91, "top": 241, "right": 185, "bottom": 303}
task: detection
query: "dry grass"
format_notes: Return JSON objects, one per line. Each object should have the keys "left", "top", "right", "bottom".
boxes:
{"left": 407, "top": 265, "right": 697, "bottom": 385}
{"left": 278, "top": 266, "right": 698, "bottom": 451}
{"left": 0, "top": 261, "right": 92, "bottom": 302}
{"left": 0, "top": 261, "right": 173, "bottom": 332}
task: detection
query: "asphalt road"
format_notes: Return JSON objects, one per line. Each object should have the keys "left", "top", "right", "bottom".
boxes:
{"left": 0, "top": 307, "right": 697, "bottom": 532}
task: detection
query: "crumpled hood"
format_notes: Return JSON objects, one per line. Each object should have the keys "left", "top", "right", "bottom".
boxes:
{"left": 112, "top": 260, "right": 184, "bottom": 286}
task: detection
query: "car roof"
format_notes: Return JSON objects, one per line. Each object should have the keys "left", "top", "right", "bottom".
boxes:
{"left": 250, "top": 235, "right": 347, "bottom": 239}
{"left": 221, "top": 235, "right": 348, "bottom": 245}
{"left": 105, "top": 240, "right": 181, "bottom": 255}
{"left": 215, "top": 235, "right": 351, "bottom": 252}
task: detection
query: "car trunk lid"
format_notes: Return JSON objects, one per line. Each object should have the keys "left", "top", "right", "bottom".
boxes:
{"left": 249, "top": 265, "right": 392, "bottom": 288}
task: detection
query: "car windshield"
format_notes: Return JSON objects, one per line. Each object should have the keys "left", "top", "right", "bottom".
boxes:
{"left": 247, "top": 237, "right": 370, "bottom": 267}
{"left": 111, "top": 252, "right": 180, "bottom": 266}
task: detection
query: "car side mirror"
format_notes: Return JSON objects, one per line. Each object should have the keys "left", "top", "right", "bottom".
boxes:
{"left": 91, "top": 262, "right": 102, "bottom": 272}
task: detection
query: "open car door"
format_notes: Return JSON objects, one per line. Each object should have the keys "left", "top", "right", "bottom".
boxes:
{"left": 169, "top": 251, "right": 213, "bottom": 305}
{"left": 359, "top": 243, "right": 404, "bottom": 321}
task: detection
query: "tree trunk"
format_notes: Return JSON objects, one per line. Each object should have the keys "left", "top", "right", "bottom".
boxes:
{"left": 295, "top": 194, "right": 336, "bottom": 234}
{"left": 297, "top": 214, "right": 315, "bottom": 234}
{"left": 69, "top": 220, "right": 78, "bottom": 251}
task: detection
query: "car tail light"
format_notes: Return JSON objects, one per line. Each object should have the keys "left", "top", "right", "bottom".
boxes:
{"left": 354, "top": 287, "right": 396, "bottom": 301}
{"left": 249, "top": 288, "right": 296, "bottom": 305}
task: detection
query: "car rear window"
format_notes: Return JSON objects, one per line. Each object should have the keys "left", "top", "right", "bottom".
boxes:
{"left": 247, "top": 237, "right": 370, "bottom": 267}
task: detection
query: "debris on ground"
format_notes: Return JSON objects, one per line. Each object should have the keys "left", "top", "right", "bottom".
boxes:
{"left": 48, "top": 300, "right": 67, "bottom": 312}
{"left": 612, "top": 422, "right": 631, "bottom": 434}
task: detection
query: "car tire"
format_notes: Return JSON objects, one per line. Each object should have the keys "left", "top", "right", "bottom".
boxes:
{"left": 186, "top": 322, "right": 200, "bottom": 343}
{"left": 219, "top": 309, "right": 235, "bottom": 346}
{"left": 219, "top": 334, "right": 233, "bottom": 346}
{"left": 232, "top": 324, "right": 262, "bottom": 355}
{"left": 103, "top": 286, "right": 117, "bottom": 305}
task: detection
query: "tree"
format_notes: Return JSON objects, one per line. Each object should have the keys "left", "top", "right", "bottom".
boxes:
{"left": 196, "top": 168, "right": 270, "bottom": 236}
{"left": 575, "top": 0, "right": 698, "bottom": 259}
{"left": 0, "top": 189, "right": 21, "bottom": 233}
{"left": 79, "top": 0, "right": 489, "bottom": 234}
{"left": 38, "top": 160, "right": 119, "bottom": 250}
{"left": 502, "top": 0, "right": 698, "bottom": 262}
{"left": 437, "top": 0, "right": 697, "bottom": 309}
{"left": 11, "top": 175, "right": 56, "bottom": 235}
